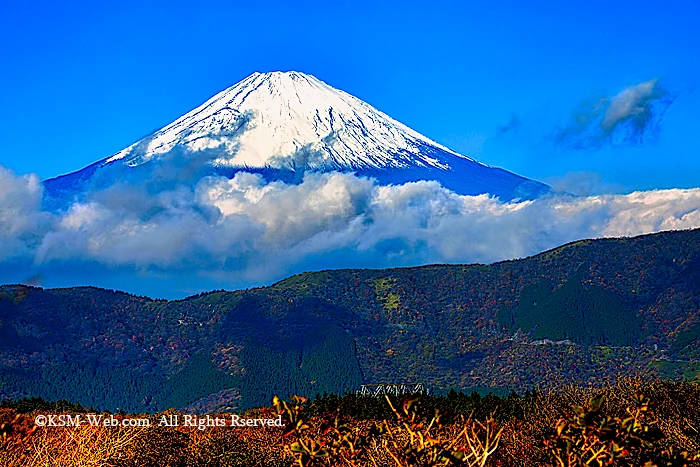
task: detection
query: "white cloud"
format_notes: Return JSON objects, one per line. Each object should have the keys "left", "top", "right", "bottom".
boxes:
{"left": 602, "top": 79, "right": 661, "bottom": 132}
{"left": 0, "top": 167, "right": 51, "bottom": 261}
{"left": 0, "top": 165, "right": 699, "bottom": 291}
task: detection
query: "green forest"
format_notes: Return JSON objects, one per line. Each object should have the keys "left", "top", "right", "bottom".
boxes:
{"left": 0, "top": 228, "right": 699, "bottom": 411}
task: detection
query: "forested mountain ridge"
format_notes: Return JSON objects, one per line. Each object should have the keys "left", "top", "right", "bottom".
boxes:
{"left": 1, "top": 228, "right": 699, "bottom": 411}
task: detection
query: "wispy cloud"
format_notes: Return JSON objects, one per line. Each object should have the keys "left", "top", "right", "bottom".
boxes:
{"left": 544, "top": 171, "right": 624, "bottom": 197}
{"left": 554, "top": 79, "right": 676, "bottom": 149}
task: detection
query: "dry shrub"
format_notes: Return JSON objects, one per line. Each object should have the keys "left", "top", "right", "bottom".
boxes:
{"left": 1, "top": 379, "right": 698, "bottom": 467}
{"left": 1, "top": 418, "right": 144, "bottom": 467}
{"left": 184, "top": 424, "right": 290, "bottom": 467}
{"left": 273, "top": 394, "right": 503, "bottom": 467}
{"left": 494, "top": 378, "right": 700, "bottom": 467}
{"left": 0, "top": 410, "right": 288, "bottom": 467}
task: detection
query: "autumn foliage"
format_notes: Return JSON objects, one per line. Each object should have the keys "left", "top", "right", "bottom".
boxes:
{"left": 1, "top": 379, "right": 698, "bottom": 467}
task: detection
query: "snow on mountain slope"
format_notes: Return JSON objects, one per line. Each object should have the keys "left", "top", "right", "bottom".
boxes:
{"left": 44, "top": 71, "right": 549, "bottom": 204}
{"left": 107, "top": 71, "right": 473, "bottom": 170}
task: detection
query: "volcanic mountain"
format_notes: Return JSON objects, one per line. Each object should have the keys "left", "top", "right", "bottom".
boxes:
{"left": 44, "top": 71, "right": 548, "bottom": 205}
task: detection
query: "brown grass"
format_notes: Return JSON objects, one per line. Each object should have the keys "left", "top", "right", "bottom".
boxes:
{"left": 1, "top": 379, "right": 698, "bottom": 467}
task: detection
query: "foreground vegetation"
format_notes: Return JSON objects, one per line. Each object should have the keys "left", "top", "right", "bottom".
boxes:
{"left": 1, "top": 378, "right": 698, "bottom": 466}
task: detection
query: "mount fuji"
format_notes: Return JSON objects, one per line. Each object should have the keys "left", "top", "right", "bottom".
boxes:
{"left": 44, "top": 71, "right": 548, "bottom": 207}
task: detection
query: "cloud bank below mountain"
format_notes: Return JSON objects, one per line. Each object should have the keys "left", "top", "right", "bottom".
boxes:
{"left": 1, "top": 163, "right": 699, "bottom": 297}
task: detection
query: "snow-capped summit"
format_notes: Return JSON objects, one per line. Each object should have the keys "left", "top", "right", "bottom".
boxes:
{"left": 44, "top": 71, "right": 548, "bottom": 203}
{"left": 108, "top": 71, "right": 473, "bottom": 171}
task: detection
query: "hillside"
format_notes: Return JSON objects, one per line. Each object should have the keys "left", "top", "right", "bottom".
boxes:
{"left": 1, "top": 228, "right": 699, "bottom": 411}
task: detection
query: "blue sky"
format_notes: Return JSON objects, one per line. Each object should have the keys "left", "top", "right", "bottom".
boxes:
{"left": 1, "top": 0, "right": 698, "bottom": 193}
{"left": 1, "top": 0, "right": 700, "bottom": 297}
